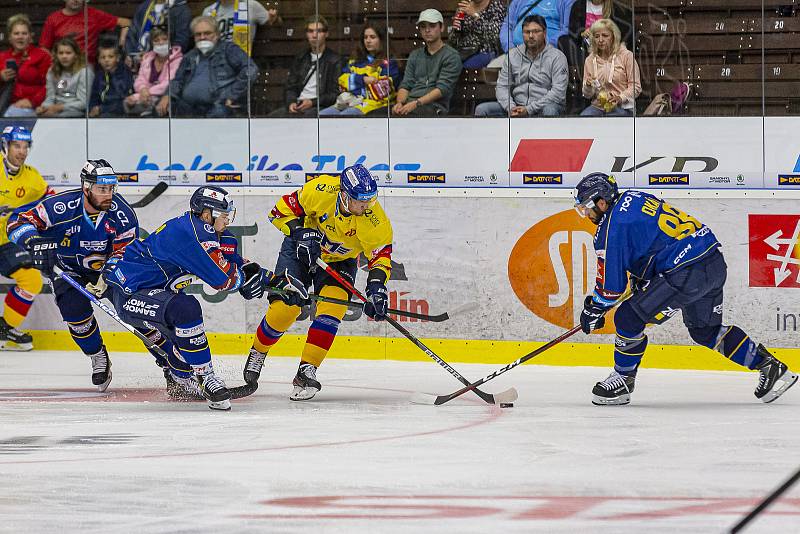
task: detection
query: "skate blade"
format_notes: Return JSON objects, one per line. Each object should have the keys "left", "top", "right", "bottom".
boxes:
{"left": 761, "top": 371, "right": 798, "bottom": 403}
{"left": 207, "top": 398, "right": 232, "bottom": 411}
{"left": 95, "top": 372, "right": 112, "bottom": 393}
{"left": 592, "top": 393, "right": 630, "bottom": 406}
{"left": 290, "top": 385, "right": 318, "bottom": 401}
{"left": 0, "top": 340, "right": 33, "bottom": 352}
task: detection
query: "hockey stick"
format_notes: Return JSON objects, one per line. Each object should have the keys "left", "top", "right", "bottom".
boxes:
{"left": 411, "top": 290, "right": 634, "bottom": 406}
{"left": 129, "top": 181, "right": 169, "bottom": 208}
{"left": 52, "top": 267, "right": 256, "bottom": 400}
{"left": 266, "top": 286, "right": 450, "bottom": 322}
{"left": 729, "top": 464, "right": 800, "bottom": 533}
{"left": 315, "top": 257, "right": 517, "bottom": 405}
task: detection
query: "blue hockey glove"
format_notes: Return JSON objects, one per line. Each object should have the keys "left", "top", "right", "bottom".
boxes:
{"left": 290, "top": 226, "right": 323, "bottom": 270}
{"left": 580, "top": 295, "right": 607, "bottom": 334}
{"left": 364, "top": 280, "right": 388, "bottom": 321}
{"left": 25, "top": 236, "right": 58, "bottom": 276}
{"left": 271, "top": 269, "right": 310, "bottom": 307}
{"left": 239, "top": 262, "right": 274, "bottom": 300}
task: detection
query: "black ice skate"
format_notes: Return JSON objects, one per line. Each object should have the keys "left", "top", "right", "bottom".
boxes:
{"left": 290, "top": 362, "right": 321, "bottom": 401}
{"left": 87, "top": 345, "right": 112, "bottom": 392}
{"left": 754, "top": 344, "right": 798, "bottom": 403}
{"left": 0, "top": 317, "right": 33, "bottom": 351}
{"left": 197, "top": 371, "right": 231, "bottom": 411}
{"left": 592, "top": 370, "right": 636, "bottom": 405}
{"left": 243, "top": 347, "right": 267, "bottom": 384}
{"left": 163, "top": 368, "right": 203, "bottom": 401}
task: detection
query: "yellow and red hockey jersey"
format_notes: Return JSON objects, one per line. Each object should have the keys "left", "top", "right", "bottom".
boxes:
{"left": 0, "top": 155, "right": 54, "bottom": 245}
{"left": 269, "top": 174, "right": 393, "bottom": 279}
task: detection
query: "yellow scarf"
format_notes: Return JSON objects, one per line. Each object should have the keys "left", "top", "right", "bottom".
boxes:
{"left": 210, "top": 0, "right": 251, "bottom": 55}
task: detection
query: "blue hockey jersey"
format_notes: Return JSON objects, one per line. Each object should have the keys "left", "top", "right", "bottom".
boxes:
{"left": 106, "top": 211, "right": 245, "bottom": 294}
{"left": 592, "top": 190, "right": 720, "bottom": 306}
{"left": 6, "top": 189, "right": 138, "bottom": 276}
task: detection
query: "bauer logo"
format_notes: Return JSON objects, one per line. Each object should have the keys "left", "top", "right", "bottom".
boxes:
{"left": 407, "top": 173, "right": 445, "bottom": 184}
{"left": 507, "top": 209, "right": 615, "bottom": 333}
{"left": 778, "top": 175, "right": 800, "bottom": 185}
{"left": 116, "top": 173, "right": 139, "bottom": 183}
{"left": 648, "top": 173, "right": 689, "bottom": 185}
{"left": 205, "top": 172, "right": 242, "bottom": 183}
{"left": 523, "top": 174, "right": 563, "bottom": 185}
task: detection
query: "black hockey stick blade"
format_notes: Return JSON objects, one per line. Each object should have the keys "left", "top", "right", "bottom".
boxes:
{"left": 130, "top": 181, "right": 169, "bottom": 208}
{"left": 229, "top": 381, "right": 258, "bottom": 399}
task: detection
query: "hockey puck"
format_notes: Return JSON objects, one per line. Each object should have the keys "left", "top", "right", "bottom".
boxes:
{"left": 499, "top": 403, "right": 514, "bottom": 408}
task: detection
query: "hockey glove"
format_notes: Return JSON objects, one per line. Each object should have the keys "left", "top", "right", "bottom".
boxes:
{"left": 630, "top": 276, "right": 651, "bottom": 294}
{"left": 239, "top": 262, "right": 274, "bottom": 300}
{"left": 271, "top": 269, "right": 310, "bottom": 307}
{"left": 580, "top": 295, "right": 608, "bottom": 334}
{"left": 291, "top": 227, "right": 323, "bottom": 270}
{"left": 86, "top": 275, "right": 108, "bottom": 298}
{"left": 26, "top": 236, "right": 59, "bottom": 276}
{"left": 364, "top": 280, "right": 388, "bottom": 321}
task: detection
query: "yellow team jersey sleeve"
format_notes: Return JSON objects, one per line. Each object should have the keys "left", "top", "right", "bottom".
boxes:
{"left": 0, "top": 158, "right": 52, "bottom": 245}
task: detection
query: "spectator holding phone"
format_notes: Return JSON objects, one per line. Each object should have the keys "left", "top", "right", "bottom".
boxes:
{"left": 0, "top": 14, "right": 52, "bottom": 117}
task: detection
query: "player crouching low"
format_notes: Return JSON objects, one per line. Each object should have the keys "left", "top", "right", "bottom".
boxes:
{"left": 103, "top": 186, "right": 282, "bottom": 410}
{"left": 243, "top": 164, "right": 393, "bottom": 401}
{"left": 574, "top": 172, "right": 797, "bottom": 405}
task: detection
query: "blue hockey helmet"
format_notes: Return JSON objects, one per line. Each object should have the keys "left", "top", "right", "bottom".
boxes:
{"left": 81, "top": 159, "right": 118, "bottom": 189}
{"left": 573, "top": 172, "right": 619, "bottom": 218}
{"left": 1, "top": 126, "right": 32, "bottom": 155}
{"left": 340, "top": 164, "right": 378, "bottom": 204}
{"left": 190, "top": 185, "right": 236, "bottom": 223}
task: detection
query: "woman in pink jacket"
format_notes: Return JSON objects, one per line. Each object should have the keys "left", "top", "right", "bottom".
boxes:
{"left": 124, "top": 27, "right": 182, "bottom": 116}
{"left": 581, "top": 18, "right": 640, "bottom": 117}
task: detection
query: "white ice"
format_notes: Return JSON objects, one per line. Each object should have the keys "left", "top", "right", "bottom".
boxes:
{"left": 1, "top": 350, "right": 798, "bottom": 534}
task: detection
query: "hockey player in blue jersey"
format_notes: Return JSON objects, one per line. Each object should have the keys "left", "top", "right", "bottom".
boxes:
{"left": 6, "top": 159, "right": 143, "bottom": 391}
{"left": 574, "top": 172, "right": 797, "bottom": 405}
{"left": 103, "top": 185, "right": 290, "bottom": 410}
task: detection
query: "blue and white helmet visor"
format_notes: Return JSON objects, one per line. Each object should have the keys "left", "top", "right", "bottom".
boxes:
{"left": 204, "top": 189, "right": 236, "bottom": 224}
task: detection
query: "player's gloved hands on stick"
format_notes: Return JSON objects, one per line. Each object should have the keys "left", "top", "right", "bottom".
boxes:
{"left": 580, "top": 295, "right": 607, "bottom": 334}
{"left": 25, "top": 236, "right": 58, "bottom": 276}
{"left": 271, "top": 269, "right": 310, "bottom": 307}
{"left": 291, "top": 226, "right": 323, "bottom": 270}
{"left": 239, "top": 262, "right": 274, "bottom": 300}
{"left": 364, "top": 280, "right": 388, "bottom": 321}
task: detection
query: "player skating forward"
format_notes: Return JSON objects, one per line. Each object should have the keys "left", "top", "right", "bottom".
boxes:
{"left": 0, "top": 126, "right": 55, "bottom": 350}
{"left": 575, "top": 172, "right": 797, "bottom": 405}
{"left": 6, "top": 160, "right": 142, "bottom": 391}
{"left": 244, "top": 164, "right": 393, "bottom": 400}
{"left": 103, "top": 186, "right": 279, "bottom": 410}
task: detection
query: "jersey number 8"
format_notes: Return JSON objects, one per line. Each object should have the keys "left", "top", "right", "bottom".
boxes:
{"left": 658, "top": 202, "right": 703, "bottom": 240}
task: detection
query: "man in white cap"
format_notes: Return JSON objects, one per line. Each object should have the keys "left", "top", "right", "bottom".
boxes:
{"left": 392, "top": 8, "right": 462, "bottom": 117}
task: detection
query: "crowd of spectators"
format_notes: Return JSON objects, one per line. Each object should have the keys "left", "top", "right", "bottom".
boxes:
{"left": 0, "top": 0, "right": 641, "bottom": 118}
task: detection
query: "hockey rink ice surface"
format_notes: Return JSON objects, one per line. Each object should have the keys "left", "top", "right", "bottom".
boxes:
{"left": 2, "top": 351, "right": 799, "bottom": 533}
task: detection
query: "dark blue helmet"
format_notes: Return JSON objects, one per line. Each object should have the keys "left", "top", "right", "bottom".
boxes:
{"left": 340, "top": 164, "right": 378, "bottom": 202}
{"left": 81, "top": 159, "right": 117, "bottom": 187}
{"left": 573, "top": 172, "right": 619, "bottom": 214}
{"left": 190, "top": 185, "right": 236, "bottom": 223}
{"left": 1, "top": 126, "right": 32, "bottom": 155}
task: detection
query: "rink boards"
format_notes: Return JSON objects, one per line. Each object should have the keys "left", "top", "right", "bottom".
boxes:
{"left": 10, "top": 190, "right": 800, "bottom": 371}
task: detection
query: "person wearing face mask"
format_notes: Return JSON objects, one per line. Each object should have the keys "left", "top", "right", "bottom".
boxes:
{"left": 0, "top": 14, "right": 52, "bottom": 117}
{"left": 156, "top": 15, "right": 258, "bottom": 117}
{"left": 125, "top": 28, "right": 183, "bottom": 116}
{"left": 125, "top": 0, "right": 192, "bottom": 68}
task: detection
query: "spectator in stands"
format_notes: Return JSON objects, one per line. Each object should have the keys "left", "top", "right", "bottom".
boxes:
{"left": 320, "top": 24, "right": 400, "bottom": 117}
{"left": 125, "top": 0, "right": 192, "bottom": 66}
{"left": 269, "top": 15, "right": 341, "bottom": 118}
{"left": 475, "top": 15, "right": 567, "bottom": 117}
{"left": 89, "top": 44, "right": 133, "bottom": 117}
{"left": 581, "top": 18, "right": 640, "bottom": 116}
{"left": 0, "top": 14, "right": 51, "bottom": 117}
{"left": 558, "top": 0, "right": 633, "bottom": 75}
{"left": 156, "top": 16, "right": 258, "bottom": 118}
{"left": 36, "top": 37, "right": 93, "bottom": 117}
{"left": 203, "top": 0, "right": 280, "bottom": 56}
{"left": 124, "top": 28, "right": 182, "bottom": 116}
{"left": 501, "top": 0, "right": 571, "bottom": 51}
{"left": 448, "top": 0, "right": 505, "bottom": 68}
{"left": 392, "top": 9, "right": 462, "bottom": 117}
{"left": 40, "top": 0, "right": 132, "bottom": 65}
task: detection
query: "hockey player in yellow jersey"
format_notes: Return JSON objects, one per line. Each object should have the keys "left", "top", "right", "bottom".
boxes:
{"left": 244, "top": 164, "right": 393, "bottom": 400}
{"left": 0, "top": 126, "right": 54, "bottom": 350}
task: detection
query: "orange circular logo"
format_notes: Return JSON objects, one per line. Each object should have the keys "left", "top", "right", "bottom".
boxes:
{"left": 508, "top": 209, "right": 616, "bottom": 333}
{"left": 15, "top": 186, "right": 25, "bottom": 198}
